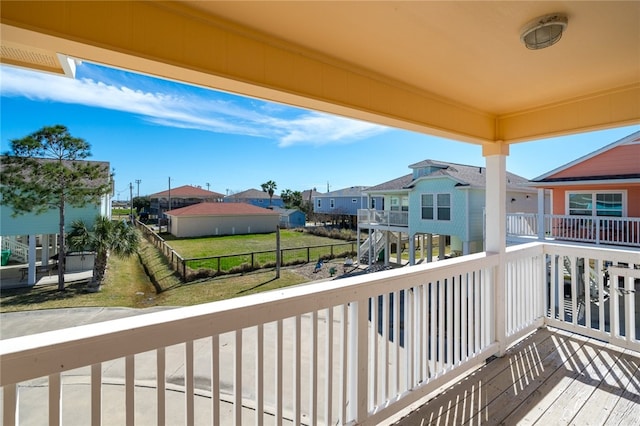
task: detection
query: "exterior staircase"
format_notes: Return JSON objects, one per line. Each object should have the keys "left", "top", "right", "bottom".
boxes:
{"left": 1, "top": 237, "right": 29, "bottom": 263}
{"left": 359, "top": 230, "right": 387, "bottom": 265}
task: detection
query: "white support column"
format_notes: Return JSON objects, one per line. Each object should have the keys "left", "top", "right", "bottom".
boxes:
{"left": 484, "top": 143, "right": 508, "bottom": 356}
{"left": 42, "top": 234, "right": 50, "bottom": 266}
{"left": 396, "top": 232, "right": 402, "bottom": 264}
{"left": 28, "top": 234, "right": 37, "bottom": 285}
{"left": 438, "top": 236, "right": 445, "bottom": 260}
{"left": 426, "top": 234, "right": 433, "bottom": 263}
{"left": 463, "top": 241, "right": 470, "bottom": 255}
{"left": 420, "top": 234, "right": 425, "bottom": 261}
{"left": 537, "top": 188, "right": 545, "bottom": 240}
{"left": 409, "top": 233, "right": 416, "bottom": 265}
{"left": 357, "top": 227, "right": 361, "bottom": 264}
{"left": 384, "top": 231, "right": 390, "bottom": 266}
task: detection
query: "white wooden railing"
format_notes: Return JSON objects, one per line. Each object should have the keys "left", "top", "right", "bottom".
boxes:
{"left": 1, "top": 242, "right": 638, "bottom": 425}
{"left": 506, "top": 214, "right": 640, "bottom": 247}
{"left": 358, "top": 209, "right": 409, "bottom": 227}
{"left": 0, "top": 237, "right": 29, "bottom": 263}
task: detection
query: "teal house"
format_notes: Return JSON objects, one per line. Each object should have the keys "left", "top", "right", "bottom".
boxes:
{"left": 0, "top": 159, "right": 112, "bottom": 286}
{"left": 359, "top": 160, "right": 538, "bottom": 265}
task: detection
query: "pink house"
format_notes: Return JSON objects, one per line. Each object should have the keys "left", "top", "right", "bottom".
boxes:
{"left": 529, "top": 131, "right": 640, "bottom": 246}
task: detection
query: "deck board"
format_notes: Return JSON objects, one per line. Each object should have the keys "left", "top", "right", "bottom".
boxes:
{"left": 393, "top": 327, "right": 640, "bottom": 426}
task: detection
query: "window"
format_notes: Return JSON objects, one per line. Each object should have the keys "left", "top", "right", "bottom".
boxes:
{"left": 568, "top": 192, "right": 623, "bottom": 217}
{"left": 421, "top": 194, "right": 433, "bottom": 219}
{"left": 390, "top": 196, "right": 400, "bottom": 211}
{"left": 421, "top": 193, "right": 451, "bottom": 220}
{"left": 330, "top": 199, "right": 335, "bottom": 208}
{"left": 437, "top": 194, "right": 451, "bottom": 220}
{"left": 371, "top": 198, "right": 376, "bottom": 209}
{"left": 352, "top": 198, "right": 358, "bottom": 203}
{"left": 317, "top": 199, "right": 322, "bottom": 208}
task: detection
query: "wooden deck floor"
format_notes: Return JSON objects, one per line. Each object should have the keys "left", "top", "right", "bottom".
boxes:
{"left": 393, "top": 327, "right": 640, "bottom": 425}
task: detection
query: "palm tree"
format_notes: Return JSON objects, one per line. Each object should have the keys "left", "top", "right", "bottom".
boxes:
{"left": 68, "top": 216, "right": 139, "bottom": 289}
{"left": 261, "top": 180, "right": 277, "bottom": 206}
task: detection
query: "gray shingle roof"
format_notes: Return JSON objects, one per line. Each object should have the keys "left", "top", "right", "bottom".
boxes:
{"left": 365, "top": 160, "right": 530, "bottom": 191}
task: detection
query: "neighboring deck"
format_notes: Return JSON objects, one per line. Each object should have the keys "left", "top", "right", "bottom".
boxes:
{"left": 395, "top": 326, "right": 640, "bottom": 425}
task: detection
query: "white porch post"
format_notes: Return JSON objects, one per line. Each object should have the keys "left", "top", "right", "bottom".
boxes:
{"left": 42, "top": 234, "right": 50, "bottom": 266}
{"left": 396, "top": 232, "right": 402, "bottom": 264}
{"left": 484, "top": 143, "right": 508, "bottom": 356}
{"left": 426, "top": 233, "right": 433, "bottom": 263}
{"left": 409, "top": 233, "right": 416, "bottom": 265}
{"left": 384, "top": 231, "right": 390, "bottom": 266}
{"left": 537, "top": 188, "right": 545, "bottom": 240}
{"left": 357, "top": 227, "right": 361, "bottom": 264}
{"left": 28, "top": 234, "right": 36, "bottom": 285}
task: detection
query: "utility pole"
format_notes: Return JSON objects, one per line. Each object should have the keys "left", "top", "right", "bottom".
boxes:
{"left": 206, "top": 182, "right": 210, "bottom": 191}
{"left": 129, "top": 182, "right": 134, "bottom": 223}
{"left": 135, "top": 179, "right": 141, "bottom": 198}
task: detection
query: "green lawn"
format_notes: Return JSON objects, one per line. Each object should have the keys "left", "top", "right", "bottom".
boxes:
{"left": 165, "top": 230, "right": 357, "bottom": 273}
{"left": 165, "top": 229, "right": 350, "bottom": 257}
{"left": 0, "top": 234, "right": 311, "bottom": 313}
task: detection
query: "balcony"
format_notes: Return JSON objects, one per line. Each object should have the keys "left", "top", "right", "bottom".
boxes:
{"left": 358, "top": 209, "right": 409, "bottom": 228}
{"left": 2, "top": 241, "right": 639, "bottom": 425}
{"left": 507, "top": 214, "right": 640, "bottom": 247}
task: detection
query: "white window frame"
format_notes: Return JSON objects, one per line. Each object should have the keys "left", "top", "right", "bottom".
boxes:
{"left": 421, "top": 192, "right": 451, "bottom": 221}
{"left": 566, "top": 190, "right": 626, "bottom": 217}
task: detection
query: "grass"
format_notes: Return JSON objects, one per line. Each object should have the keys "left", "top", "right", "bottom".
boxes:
{"left": 165, "top": 230, "right": 356, "bottom": 273}
{"left": 165, "top": 229, "right": 349, "bottom": 257}
{"left": 0, "top": 232, "right": 310, "bottom": 313}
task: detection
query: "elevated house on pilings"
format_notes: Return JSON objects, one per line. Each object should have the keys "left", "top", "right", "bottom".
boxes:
{"left": 358, "top": 159, "right": 539, "bottom": 266}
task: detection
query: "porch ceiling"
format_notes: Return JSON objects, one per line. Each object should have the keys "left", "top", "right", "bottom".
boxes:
{"left": 1, "top": 1, "right": 639, "bottom": 145}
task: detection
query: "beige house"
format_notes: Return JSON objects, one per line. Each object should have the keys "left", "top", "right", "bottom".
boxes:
{"left": 165, "top": 202, "right": 280, "bottom": 238}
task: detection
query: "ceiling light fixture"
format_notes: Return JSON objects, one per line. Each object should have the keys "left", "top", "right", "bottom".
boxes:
{"left": 520, "top": 13, "right": 568, "bottom": 50}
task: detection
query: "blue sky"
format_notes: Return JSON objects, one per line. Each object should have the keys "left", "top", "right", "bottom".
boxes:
{"left": 1, "top": 61, "right": 638, "bottom": 200}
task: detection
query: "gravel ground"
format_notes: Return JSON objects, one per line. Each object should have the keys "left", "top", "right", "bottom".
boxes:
{"left": 286, "top": 258, "right": 360, "bottom": 282}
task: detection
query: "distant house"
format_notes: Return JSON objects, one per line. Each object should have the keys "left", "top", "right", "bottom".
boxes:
{"left": 313, "top": 186, "right": 383, "bottom": 228}
{"left": 0, "top": 158, "right": 111, "bottom": 285}
{"left": 149, "top": 185, "right": 224, "bottom": 217}
{"left": 359, "top": 159, "right": 538, "bottom": 264}
{"left": 164, "top": 203, "right": 280, "bottom": 238}
{"left": 224, "top": 188, "right": 284, "bottom": 208}
{"left": 272, "top": 207, "right": 306, "bottom": 229}
{"left": 527, "top": 130, "right": 640, "bottom": 246}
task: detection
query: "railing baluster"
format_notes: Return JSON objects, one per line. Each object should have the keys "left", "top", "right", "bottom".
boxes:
{"left": 91, "top": 364, "right": 101, "bottom": 426}
{"left": 157, "top": 347, "right": 166, "bottom": 426}
{"left": 185, "top": 340, "right": 194, "bottom": 425}
{"left": 125, "top": 355, "right": 134, "bottom": 426}
{"left": 339, "top": 304, "right": 348, "bottom": 425}
{"left": 211, "top": 337, "right": 220, "bottom": 426}
{"left": 393, "top": 290, "right": 400, "bottom": 394}
{"left": 325, "top": 308, "right": 334, "bottom": 426}
{"left": 275, "top": 320, "right": 283, "bottom": 425}
{"left": 461, "top": 274, "right": 468, "bottom": 362}
{"left": 3, "top": 383, "right": 17, "bottom": 426}
{"left": 446, "top": 278, "right": 453, "bottom": 368}
{"left": 234, "top": 330, "right": 243, "bottom": 425}
{"left": 381, "top": 293, "right": 389, "bottom": 400}
{"left": 454, "top": 276, "right": 461, "bottom": 366}
{"left": 49, "top": 373, "right": 61, "bottom": 426}
{"left": 310, "top": 311, "right": 318, "bottom": 425}
{"left": 370, "top": 296, "right": 378, "bottom": 407}
{"left": 256, "top": 324, "right": 264, "bottom": 426}
{"left": 294, "top": 315, "right": 301, "bottom": 425}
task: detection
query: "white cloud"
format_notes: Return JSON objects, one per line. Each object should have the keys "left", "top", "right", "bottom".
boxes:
{"left": 1, "top": 64, "right": 388, "bottom": 145}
